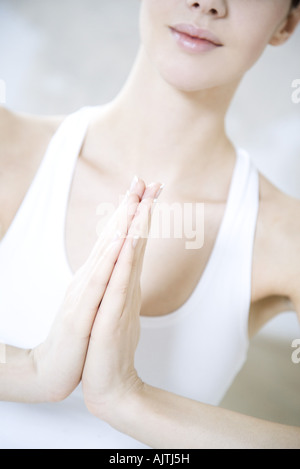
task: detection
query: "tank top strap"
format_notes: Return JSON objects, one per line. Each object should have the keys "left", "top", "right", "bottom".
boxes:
{"left": 231, "top": 149, "right": 260, "bottom": 343}
{"left": 0, "top": 106, "right": 96, "bottom": 262}
{"left": 201, "top": 147, "right": 259, "bottom": 345}
{"left": 221, "top": 148, "right": 259, "bottom": 235}
{"left": 195, "top": 148, "right": 259, "bottom": 289}
{"left": 42, "top": 106, "right": 96, "bottom": 231}
{"left": 170, "top": 147, "right": 260, "bottom": 346}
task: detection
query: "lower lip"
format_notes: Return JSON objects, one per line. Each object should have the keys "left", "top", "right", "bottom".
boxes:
{"left": 170, "top": 28, "right": 220, "bottom": 53}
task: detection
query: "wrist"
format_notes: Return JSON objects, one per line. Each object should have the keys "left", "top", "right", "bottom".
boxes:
{"left": 30, "top": 345, "right": 71, "bottom": 403}
{"left": 20, "top": 347, "right": 51, "bottom": 403}
{"left": 0, "top": 346, "right": 44, "bottom": 403}
{"left": 85, "top": 375, "right": 145, "bottom": 426}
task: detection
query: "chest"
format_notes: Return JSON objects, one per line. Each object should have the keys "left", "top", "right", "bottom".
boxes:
{"left": 65, "top": 159, "right": 261, "bottom": 318}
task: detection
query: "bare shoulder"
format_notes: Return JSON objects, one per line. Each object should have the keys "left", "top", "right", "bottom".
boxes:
{"left": 254, "top": 173, "right": 300, "bottom": 315}
{"left": 0, "top": 106, "right": 64, "bottom": 239}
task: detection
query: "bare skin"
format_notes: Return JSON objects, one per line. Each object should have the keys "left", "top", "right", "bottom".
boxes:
{"left": 0, "top": 104, "right": 298, "bottom": 337}
{"left": 0, "top": 0, "right": 300, "bottom": 449}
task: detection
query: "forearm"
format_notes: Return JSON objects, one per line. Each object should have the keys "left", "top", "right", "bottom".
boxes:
{"left": 100, "top": 383, "right": 300, "bottom": 449}
{"left": 0, "top": 344, "right": 42, "bottom": 403}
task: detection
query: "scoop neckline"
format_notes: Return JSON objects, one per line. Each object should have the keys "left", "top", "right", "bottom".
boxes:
{"left": 139, "top": 149, "right": 244, "bottom": 327}
{"left": 61, "top": 138, "right": 244, "bottom": 327}
{"left": 0, "top": 105, "right": 244, "bottom": 328}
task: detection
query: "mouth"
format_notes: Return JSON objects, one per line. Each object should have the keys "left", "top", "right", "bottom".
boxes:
{"left": 169, "top": 24, "right": 223, "bottom": 53}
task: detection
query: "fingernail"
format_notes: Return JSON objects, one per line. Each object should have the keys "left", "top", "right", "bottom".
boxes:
{"left": 154, "top": 183, "right": 165, "bottom": 202}
{"left": 112, "top": 230, "right": 123, "bottom": 243}
{"left": 130, "top": 175, "right": 139, "bottom": 193}
{"left": 132, "top": 235, "right": 140, "bottom": 249}
{"left": 124, "top": 190, "right": 130, "bottom": 203}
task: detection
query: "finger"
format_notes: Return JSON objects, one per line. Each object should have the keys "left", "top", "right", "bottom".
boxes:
{"left": 100, "top": 177, "right": 147, "bottom": 238}
{"left": 126, "top": 182, "right": 163, "bottom": 274}
{"left": 110, "top": 176, "right": 147, "bottom": 231}
{"left": 64, "top": 233, "right": 125, "bottom": 322}
{"left": 130, "top": 176, "right": 147, "bottom": 201}
{"left": 118, "top": 182, "right": 165, "bottom": 309}
{"left": 96, "top": 235, "right": 137, "bottom": 322}
{"left": 97, "top": 183, "right": 163, "bottom": 321}
{"left": 98, "top": 193, "right": 139, "bottom": 245}
{"left": 82, "top": 178, "right": 146, "bottom": 273}
{"left": 53, "top": 233, "right": 125, "bottom": 343}
{"left": 142, "top": 182, "right": 165, "bottom": 202}
{"left": 125, "top": 200, "right": 154, "bottom": 302}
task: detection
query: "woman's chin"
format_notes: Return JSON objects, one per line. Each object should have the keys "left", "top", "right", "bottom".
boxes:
{"left": 159, "top": 67, "right": 217, "bottom": 94}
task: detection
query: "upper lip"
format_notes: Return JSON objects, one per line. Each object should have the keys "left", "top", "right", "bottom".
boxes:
{"left": 170, "top": 24, "right": 223, "bottom": 46}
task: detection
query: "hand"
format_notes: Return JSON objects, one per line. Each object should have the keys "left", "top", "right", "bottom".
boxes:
{"left": 30, "top": 178, "right": 146, "bottom": 402}
{"left": 82, "top": 182, "right": 163, "bottom": 419}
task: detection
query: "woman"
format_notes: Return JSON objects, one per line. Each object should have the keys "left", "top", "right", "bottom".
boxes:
{"left": 0, "top": 0, "right": 300, "bottom": 449}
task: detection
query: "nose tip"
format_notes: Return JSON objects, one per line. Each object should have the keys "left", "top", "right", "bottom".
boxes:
{"left": 187, "top": 1, "right": 226, "bottom": 17}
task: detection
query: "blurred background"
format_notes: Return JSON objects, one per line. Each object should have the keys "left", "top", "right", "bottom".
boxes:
{"left": 0, "top": 0, "right": 299, "bottom": 426}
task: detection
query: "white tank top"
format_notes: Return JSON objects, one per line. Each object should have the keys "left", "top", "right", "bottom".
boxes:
{"left": 0, "top": 107, "right": 259, "bottom": 449}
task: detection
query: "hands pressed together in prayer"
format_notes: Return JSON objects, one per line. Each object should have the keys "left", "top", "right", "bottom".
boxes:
{"left": 29, "top": 177, "right": 162, "bottom": 412}
{"left": 3, "top": 177, "right": 300, "bottom": 449}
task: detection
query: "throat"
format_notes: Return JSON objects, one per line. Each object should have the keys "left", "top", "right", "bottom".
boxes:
{"left": 102, "top": 62, "right": 234, "bottom": 181}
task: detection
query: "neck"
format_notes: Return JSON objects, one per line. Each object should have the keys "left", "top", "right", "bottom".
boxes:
{"left": 101, "top": 46, "right": 241, "bottom": 186}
